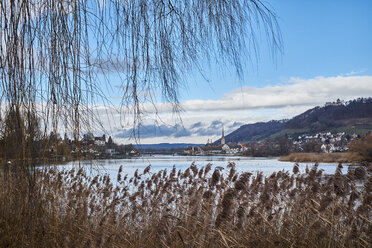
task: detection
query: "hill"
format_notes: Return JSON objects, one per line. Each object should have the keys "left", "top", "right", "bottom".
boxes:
{"left": 214, "top": 120, "right": 286, "bottom": 144}
{"left": 219, "top": 98, "right": 372, "bottom": 144}
{"left": 286, "top": 98, "right": 372, "bottom": 130}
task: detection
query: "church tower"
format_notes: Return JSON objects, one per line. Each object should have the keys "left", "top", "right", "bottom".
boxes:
{"left": 221, "top": 127, "right": 225, "bottom": 145}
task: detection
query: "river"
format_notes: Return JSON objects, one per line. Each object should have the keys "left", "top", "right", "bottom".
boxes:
{"left": 55, "top": 155, "right": 350, "bottom": 180}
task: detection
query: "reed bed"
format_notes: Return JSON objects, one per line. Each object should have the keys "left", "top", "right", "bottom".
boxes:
{"left": 279, "top": 152, "right": 362, "bottom": 163}
{"left": 0, "top": 162, "right": 371, "bottom": 248}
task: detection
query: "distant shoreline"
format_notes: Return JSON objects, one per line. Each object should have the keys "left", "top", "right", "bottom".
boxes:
{"left": 279, "top": 152, "right": 362, "bottom": 163}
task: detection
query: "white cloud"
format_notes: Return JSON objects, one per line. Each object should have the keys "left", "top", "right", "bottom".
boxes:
{"left": 94, "top": 75, "right": 372, "bottom": 144}
{"left": 180, "top": 75, "right": 372, "bottom": 112}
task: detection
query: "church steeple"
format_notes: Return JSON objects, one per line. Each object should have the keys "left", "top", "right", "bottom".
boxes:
{"left": 221, "top": 127, "right": 225, "bottom": 145}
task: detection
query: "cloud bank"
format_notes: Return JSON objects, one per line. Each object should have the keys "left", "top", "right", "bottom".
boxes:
{"left": 179, "top": 75, "right": 372, "bottom": 112}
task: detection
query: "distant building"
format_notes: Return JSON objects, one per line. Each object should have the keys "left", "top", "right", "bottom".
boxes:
{"left": 325, "top": 98, "right": 343, "bottom": 107}
{"left": 83, "top": 132, "right": 95, "bottom": 142}
{"left": 105, "top": 148, "right": 118, "bottom": 156}
{"left": 94, "top": 135, "right": 106, "bottom": 146}
{"left": 221, "top": 127, "right": 225, "bottom": 145}
{"left": 222, "top": 144, "right": 230, "bottom": 152}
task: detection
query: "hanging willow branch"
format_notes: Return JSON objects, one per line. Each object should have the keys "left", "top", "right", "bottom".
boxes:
{"left": 0, "top": 0, "right": 281, "bottom": 161}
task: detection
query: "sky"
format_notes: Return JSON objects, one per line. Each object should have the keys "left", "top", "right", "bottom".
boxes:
{"left": 96, "top": 0, "right": 372, "bottom": 145}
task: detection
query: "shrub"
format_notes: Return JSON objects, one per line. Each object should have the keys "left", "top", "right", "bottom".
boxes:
{"left": 351, "top": 133, "right": 372, "bottom": 162}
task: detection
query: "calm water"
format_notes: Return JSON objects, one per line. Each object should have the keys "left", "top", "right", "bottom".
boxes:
{"left": 55, "top": 155, "right": 350, "bottom": 180}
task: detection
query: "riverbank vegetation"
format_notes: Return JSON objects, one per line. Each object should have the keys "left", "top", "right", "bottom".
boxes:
{"left": 279, "top": 152, "right": 361, "bottom": 163}
{"left": 1, "top": 162, "right": 370, "bottom": 247}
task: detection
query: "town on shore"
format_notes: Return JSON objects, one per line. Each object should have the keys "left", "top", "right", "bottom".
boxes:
{"left": 33, "top": 127, "right": 366, "bottom": 163}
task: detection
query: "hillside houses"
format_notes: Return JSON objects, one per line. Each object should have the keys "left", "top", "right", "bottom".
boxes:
{"left": 287, "top": 131, "right": 358, "bottom": 153}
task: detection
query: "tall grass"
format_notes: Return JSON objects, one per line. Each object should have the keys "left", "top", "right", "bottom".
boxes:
{"left": 1, "top": 162, "right": 371, "bottom": 247}
{"left": 279, "top": 152, "right": 363, "bottom": 163}
{"left": 351, "top": 134, "right": 372, "bottom": 162}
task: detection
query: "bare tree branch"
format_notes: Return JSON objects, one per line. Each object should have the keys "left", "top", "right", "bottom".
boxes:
{"left": 0, "top": 0, "right": 282, "bottom": 158}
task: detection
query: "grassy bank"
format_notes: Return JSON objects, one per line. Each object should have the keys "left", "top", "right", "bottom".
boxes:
{"left": 279, "top": 152, "right": 364, "bottom": 163}
{"left": 1, "top": 163, "right": 371, "bottom": 247}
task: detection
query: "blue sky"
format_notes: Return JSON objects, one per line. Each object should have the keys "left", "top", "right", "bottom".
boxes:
{"left": 96, "top": 0, "right": 372, "bottom": 144}
{"left": 181, "top": 0, "right": 372, "bottom": 101}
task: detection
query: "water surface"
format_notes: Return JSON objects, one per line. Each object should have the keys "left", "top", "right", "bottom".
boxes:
{"left": 56, "top": 155, "right": 350, "bottom": 180}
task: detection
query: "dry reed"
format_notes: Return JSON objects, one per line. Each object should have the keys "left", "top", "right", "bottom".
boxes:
{"left": 0, "top": 162, "right": 371, "bottom": 248}
{"left": 279, "top": 152, "right": 363, "bottom": 163}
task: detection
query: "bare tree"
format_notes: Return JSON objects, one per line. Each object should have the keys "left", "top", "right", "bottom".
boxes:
{"left": 0, "top": 0, "right": 281, "bottom": 164}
